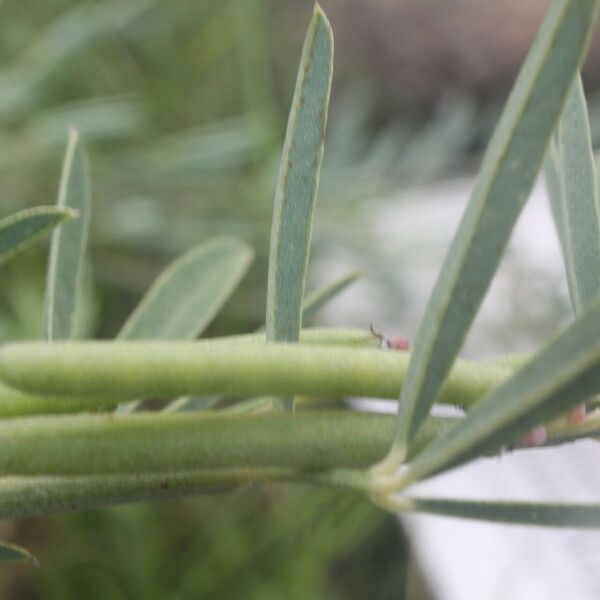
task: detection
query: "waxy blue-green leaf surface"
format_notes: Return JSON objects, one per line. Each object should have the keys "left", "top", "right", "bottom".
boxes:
{"left": 390, "top": 0, "right": 600, "bottom": 456}
{"left": 403, "top": 496, "right": 600, "bottom": 528}
{"left": 44, "top": 129, "right": 91, "bottom": 340}
{"left": 545, "top": 74, "right": 600, "bottom": 316}
{"left": 265, "top": 4, "right": 333, "bottom": 411}
{"left": 0, "top": 207, "right": 76, "bottom": 267}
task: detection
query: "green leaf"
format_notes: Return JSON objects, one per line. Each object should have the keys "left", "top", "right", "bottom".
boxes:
{"left": 0, "top": 541, "right": 38, "bottom": 566}
{"left": 389, "top": 0, "right": 600, "bottom": 457}
{"left": 265, "top": 4, "right": 333, "bottom": 411}
{"left": 0, "top": 206, "right": 76, "bottom": 267}
{"left": 400, "top": 296, "right": 600, "bottom": 487}
{"left": 401, "top": 496, "right": 600, "bottom": 528}
{"left": 118, "top": 238, "right": 253, "bottom": 340}
{"left": 302, "top": 271, "right": 360, "bottom": 322}
{"left": 545, "top": 74, "right": 600, "bottom": 317}
{"left": 44, "top": 129, "right": 91, "bottom": 341}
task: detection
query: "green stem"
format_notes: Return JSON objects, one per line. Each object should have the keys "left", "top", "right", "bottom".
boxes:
{"left": 0, "top": 340, "right": 509, "bottom": 405}
{"left": 0, "top": 413, "right": 600, "bottom": 519}
{"left": 0, "top": 381, "right": 116, "bottom": 418}
{"left": 0, "top": 411, "right": 458, "bottom": 476}
{"left": 226, "top": 327, "right": 379, "bottom": 347}
{"left": 0, "top": 328, "right": 377, "bottom": 418}
{"left": 544, "top": 407, "right": 600, "bottom": 443}
{"left": 0, "top": 466, "right": 372, "bottom": 520}
{"left": 0, "top": 470, "right": 290, "bottom": 519}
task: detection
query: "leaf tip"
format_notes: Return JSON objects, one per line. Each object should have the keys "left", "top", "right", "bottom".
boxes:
{"left": 67, "top": 126, "right": 80, "bottom": 145}
{"left": 312, "top": 2, "right": 332, "bottom": 32}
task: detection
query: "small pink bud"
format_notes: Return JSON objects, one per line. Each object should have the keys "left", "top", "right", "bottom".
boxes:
{"left": 386, "top": 335, "right": 411, "bottom": 351}
{"left": 370, "top": 325, "right": 410, "bottom": 351}
{"left": 517, "top": 426, "right": 547, "bottom": 448}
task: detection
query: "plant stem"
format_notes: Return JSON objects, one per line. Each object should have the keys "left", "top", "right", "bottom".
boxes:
{"left": 0, "top": 466, "right": 374, "bottom": 520}
{"left": 0, "top": 340, "right": 510, "bottom": 405}
{"left": 0, "top": 470, "right": 289, "bottom": 519}
{"left": 0, "top": 411, "right": 453, "bottom": 476}
{"left": 226, "top": 327, "right": 379, "bottom": 347}
{"left": 544, "top": 407, "right": 600, "bottom": 443}
{"left": 0, "top": 381, "right": 116, "bottom": 418}
{"left": 0, "top": 409, "right": 593, "bottom": 517}
{"left": 0, "top": 327, "right": 378, "bottom": 418}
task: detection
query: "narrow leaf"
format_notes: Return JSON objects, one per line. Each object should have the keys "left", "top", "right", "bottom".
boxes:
{"left": 402, "top": 496, "right": 600, "bottom": 528}
{"left": 265, "top": 4, "right": 333, "bottom": 411}
{"left": 390, "top": 0, "right": 600, "bottom": 456}
{"left": 0, "top": 541, "right": 38, "bottom": 566}
{"left": 401, "top": 296, "right": 600, "bottom": 486}
{"left": 44, "top": 129, "right": 91, "bottom": 341}
{"left": 302, "top": 271, "right": 360, "bottom": 321}
{"left": 118, "top": 238, "right": 253, "bottom": 340}
{"left": 545, "top": 74, "right": 600, "bottom": 316}
{"left": 0, "top": 206, "right": 76, "bottom": 267}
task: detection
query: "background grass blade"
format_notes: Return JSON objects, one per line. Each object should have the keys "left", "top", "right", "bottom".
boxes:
{"left": 302, "top": 271, "right": 360, "bottom": 322}
{"left": 387, "top": 0, "right": 600, "bottom": 459}
{"left": 118, "top": 238, "right": 253, "bottom": 340}
{"left": 545, "top": 74, "right": 600, "bottom": 316}
{"left": 265, "top": 5, "right": 333, "bottom": 412}
{"left": 44, "top": 129, "right": 91, "bottom": 341}
{"left": 398, "top": 497, "right": 600, "bottom": 528}
{"left": 0, "top": 542, "right": 38, "bottom": 566}
{"left": 398, "top": 296, "right": 600, "bottom": 487}
{"left": 0, "top": 0, "right": 159, "bottom": 119}
{"left": 0, "top": 207, "right": 76, "bottom": 267}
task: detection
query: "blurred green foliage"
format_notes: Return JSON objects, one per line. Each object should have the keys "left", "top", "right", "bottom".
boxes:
{"left": 7, "top": 488, "right": 418, "bottom": 599}
{"left": 0, "top": 0, "right": 477, "bottom": 335}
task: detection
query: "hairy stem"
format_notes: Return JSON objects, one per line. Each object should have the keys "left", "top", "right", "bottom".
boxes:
{"left": 0, "top": 411, "right": 455, "bottom": 476}
{"left": 0, "top": 339, "right": 509, "bottom": 406}
{"left": 0, "top": 327, "right": 379, "bottom": 418}
{"left": 0, "top": 470, "right": 291, "bottom": 519}
{"left": 0, "top": 408, "right": 593, "bottom": 518}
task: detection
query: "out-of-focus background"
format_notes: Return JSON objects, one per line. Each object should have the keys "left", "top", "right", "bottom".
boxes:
{"left": 2, "top": 1, "right": 600, "bottom": 597}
